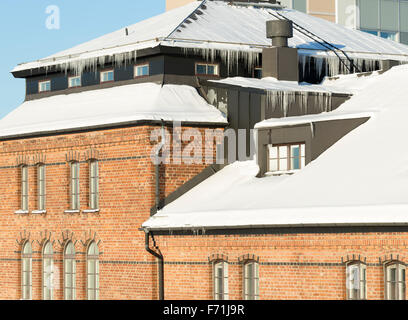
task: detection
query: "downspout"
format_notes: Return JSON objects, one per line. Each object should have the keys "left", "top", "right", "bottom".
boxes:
{"left": 145, "top": 232, "right": 164, "bottom": 300}
{"left": 146, "top": 119, "right": 166, "bottom": 300}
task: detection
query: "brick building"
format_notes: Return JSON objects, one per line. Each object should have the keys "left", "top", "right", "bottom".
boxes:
{"left": 4, "top": 0, "right": 408, "bottom": 300}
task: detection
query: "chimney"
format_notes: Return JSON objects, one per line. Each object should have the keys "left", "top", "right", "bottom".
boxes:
{"left": 262, "top": 19, "right": 299, "bottom": 82}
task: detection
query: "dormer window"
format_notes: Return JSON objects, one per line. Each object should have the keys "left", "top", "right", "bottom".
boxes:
{"left": 100, "top": 70, "right": 114, "bottom": 83}
{"left": 68, "top": 76, "right": 81, "bottom": 88}
{"left": 134, "top": 64, "right": 149, "bottom": 77}
{"left": 196, "top": 63, "right": 219, "bottom": 76}
{"left": 268, "top": 143, "right": 305, "bottom": 173}
{"left": 38, "top": 80, "right": 51, "bottom": 93}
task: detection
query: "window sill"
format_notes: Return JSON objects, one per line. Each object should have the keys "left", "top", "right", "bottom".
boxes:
{"left": 31, "top": 210, "right": 46, "bottom": 214}
{"left": 83, "top": 209, "right": 100, "bottom": 213}
{"left": 265, "top": 170, "right": 300, "bottom": 176}
{"left": 64, "top": 209, "right": 80, "bottom": 214}
{"left": 15, "top": 210, "right": 29, "bottom": 215}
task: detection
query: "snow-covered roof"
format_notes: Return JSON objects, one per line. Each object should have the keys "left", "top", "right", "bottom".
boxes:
{"left": 210, "top": 77, "right": 352, "bottom": 94}
{"left": 0, "top": 83, "right": 227, "bottom": 139}
{"left": 13, "top": 1, "right": 408, "bottom": 74}
{"left": 143, "top": 64, "right": 408, "bottom": 230}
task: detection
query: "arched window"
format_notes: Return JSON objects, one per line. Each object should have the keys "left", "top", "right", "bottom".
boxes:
{"left": 87, "top": 241, "right": 99, "bottom": 300}
{"left": 64, "top": 241, "right": 76, "bottom": 300}
{"left": 346, "top": 262, "right": 367, "bottom": 300}
{"left": 243, "top": 261, "right": 259, "bottom": 300}
{"left": 70, "top": 161, "right": 80, "bottom": 210}
{"left": 385, "top": 262, "right": 406, "bottom": 300}
{"left": 21, "top": 241, "right": 32, "bottom": 300}
{"left": 42, "top": 241, "right": 53, "bottom": 300}
{"left": 213, "top": 261, "right": 228, "bottom": 300}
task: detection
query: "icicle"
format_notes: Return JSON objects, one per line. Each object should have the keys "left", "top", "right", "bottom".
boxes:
{"left": 310, "top": 122, "right": 315, "bottom": 138}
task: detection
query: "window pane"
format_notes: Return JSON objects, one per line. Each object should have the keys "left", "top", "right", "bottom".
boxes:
{"left": 207, "top": 65, "right": 216, "bottom": 75}
{"left": 380, "top": 0, "right": 398, "bottom": 31}
{"left": 401, "top": 2, "right": 408, "bottom": 32}
{"left": 269, "top": 146, "right": 278, "bottom": 158}
{"left": 279, "top": 158, "right": 288, "bottom": 171}
{"left": 269, "top": 159, "right": 278, "bottom": 172}
{"left": 380, "top": 31, "right": 397, "bottom": 41}
{"left": 196, "top": 64, "right": 207, "bottom": 75}
{"left": 360, "top": 0, "right": 379, "bottom": 29}
{"left": 291, "top": 157, "right": 300, "bottom": 170}
{"left": 293, "top": 0, "right": 306, "bottom": 12}
{"left": 136, "top": 65, "right": 149, "bottom": 77}
{"left": 254, "top": 69, "right": 262, "bottom": 79}
{"left": 278, "top": 146, "right": 288, "bottom": 158}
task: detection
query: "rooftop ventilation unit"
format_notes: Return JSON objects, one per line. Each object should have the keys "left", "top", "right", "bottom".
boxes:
{"left": 262, "top": 19, "right": 299, "bottom": 82}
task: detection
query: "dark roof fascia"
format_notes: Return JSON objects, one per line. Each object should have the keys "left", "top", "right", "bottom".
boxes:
{"left": 143, "top": 224, "right": 408, "bottom": 236}
{"left": 12, "top": 45, "right": 183, "bottom": 79}
{"left": 0, "top": 119, "right": 227, "bottom": 142}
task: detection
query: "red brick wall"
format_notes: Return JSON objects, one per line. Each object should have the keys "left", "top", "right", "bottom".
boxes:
{"left": 154, "top": 232, "right": 408, "bottom": 300}
{"left": 0, "top": 124, "right": 222, "bottom": 300}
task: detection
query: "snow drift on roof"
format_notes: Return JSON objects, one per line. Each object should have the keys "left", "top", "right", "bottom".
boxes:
{"left": 0, "top": 83, "right": 227, "bottom": 139}
{"left": 13, "top": 1, "right": 408, "bottom": 74}
{"left": 211, "top": 77, "right": 352, "bottom": 94}
{"left": 143, "top": 64, "right": 408, "bottom": 230}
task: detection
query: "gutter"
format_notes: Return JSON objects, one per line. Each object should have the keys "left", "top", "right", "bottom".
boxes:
{"left": 145, "top": 232, "right": 164, "bottom": 300}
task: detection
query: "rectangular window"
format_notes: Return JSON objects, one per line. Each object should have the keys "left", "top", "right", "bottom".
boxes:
{"left": 134, "top": 64, "right": 149, "bottom": 77}
{"left": 37, "top": 164, "right": 46, "bottom": 211}
{"left": 214, "top": 261, "right": 228, "bottom": 300}
{"left": 196, "top": 63, "right": 219, "bottom": 76}
{"left": 70, "top": 162, "right": 80, "bottom": 210}
{"left": 68, "top": 76, "right": 81, "bottom": 88}
{"left": 38, "top": 80, "right": 51, "bottom": 93}
{"left": 359, "top": 0, "right": 379, "bottom": 29}
{"left": 268, "top": 143, "right": 305, "bottom": 173}
{"left": 380, "top": 0, "right": 398, "bottom": 31}
{"left": 293, "top": 0, "right": 307, "bottom": 13}
{"left": 380, "top": 31, "right": 397, "bottom": 41}
{"left": 346, "top": 263, "right": 367, "bottom": 300}
{"left": 254, "top": 68, "right": 262, "bottom": 79}
{"left": 21, "top": 165, "right": 28, "bottom": 211}
{"left": 100, "top": 70, "right": 114, "bottom": 83}
{"left": 89, "top": 160, "right": 99, "bottom": 210}
{"left": 386, "top": 263, "right": 406, "bottom": 300}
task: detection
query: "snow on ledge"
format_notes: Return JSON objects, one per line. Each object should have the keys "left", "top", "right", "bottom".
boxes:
{"left": 0, "top": 83, "right": 227, "bottom": 139}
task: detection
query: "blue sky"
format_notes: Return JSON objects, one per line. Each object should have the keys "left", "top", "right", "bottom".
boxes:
{"left": 0, "top": 0, "right": 165, "bottom": 120}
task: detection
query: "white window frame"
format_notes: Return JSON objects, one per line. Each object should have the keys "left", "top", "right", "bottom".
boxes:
{"left": 87, "top": 241, "right": 100, "bottom": 300}
{"left": 267, "top": 143, "right": 306, "bottom": 174}
{"left": 195, "top": 63, "right": 219, "bottom": 76}
{"left": 37, "top": 164, "right": 46, "bottom": 211}
{"left": 385, "top": 262, "right": 406, "bottom": 300}
{"left": 21, "top": 165, "right": 28, "bottom": 211}
{"left": 134, "top": 64, "right": 149, "bottom": 78}
{"left": 38, "top": 80, "right": 51, "bottom": 92}
{"left": 22, "top": 241, "right": 32, "bottom": 300}
{"left": 64, "top": 241, "right": 76, "bottom": 300}
{"left": 213, "top": 261, "right": 229, "bottom": 300}
{"left": 42, "top": 241, "right": 54, "bottom": 300}
{"left": 89, "top": 160, "right": 99, "bottom": 210}
{"left": 100, "top": 69, "right": 114, "bottom": 83}
{"left": 70, "top": 161, "right": 80, "bottom": 210}
{"left": 243, "top": 261, "right": 260, "bottom": 300}
{"left": 346, "top": 262, "right": 367, "bottom": 300}
{"left": 68, "top": 76, "right": 81, "bottom": 88}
